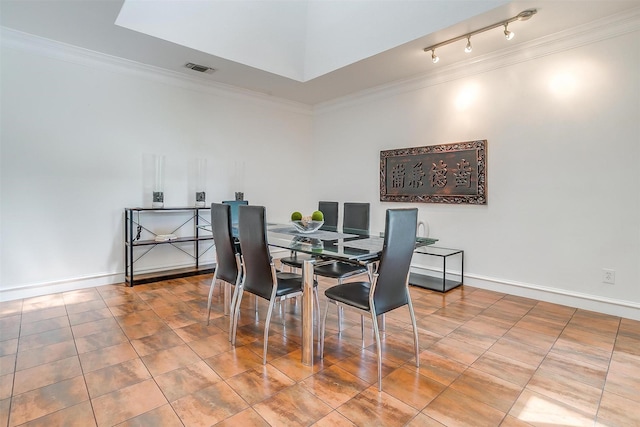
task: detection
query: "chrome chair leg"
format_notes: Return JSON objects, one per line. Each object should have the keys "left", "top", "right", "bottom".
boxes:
{"left": 370, "top": 308, "right": 383, "bottom": 392}
{"left": 228, "top": 282, "right": 242, "bottom": 341}
{"left": 263, "top": 297, "right": 276, "bottom": 364}
{"left": 206, "top": 270, "right": 219, "bottom": 325}
{"left": 337, "top": 278, "right": 344, "bottom": 333}
{"left": 407, "top": 292, "right": 420, "bottom": 367}
{"left": 229, "top": 253, "right": 244, "bottom": 341}
{"left": 313, "top": 287, "right": 321, "bottom": 338}
{"left": 320, "top": 300, "right": 331, "bottom": 359}
{"left": 254, "top": 295, "right": 259, "bottom": 319}
{"left": 231, "top": 289, "right": 245, "bottom": 346}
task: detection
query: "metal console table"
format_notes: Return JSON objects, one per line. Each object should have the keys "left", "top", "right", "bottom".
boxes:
{"left": 124, "top": 207, "right": 215, "bottom": 286}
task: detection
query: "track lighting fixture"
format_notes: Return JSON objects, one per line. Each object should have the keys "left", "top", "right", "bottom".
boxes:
{"left": 423, "top": 9, "right": 536, "bottom": 63}
{"left": 464, "top": 37, "right": 473, "bottom": 53}
{"left": 503, "top": 23, "right": 514, "bottom": 40}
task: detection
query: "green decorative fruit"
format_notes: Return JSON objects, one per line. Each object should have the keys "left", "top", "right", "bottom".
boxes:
{"left": 311, "top": 210, "right": 324, "bottom": 221}
{"left": 291, "top": 211, "right": 303, "bottom": 221}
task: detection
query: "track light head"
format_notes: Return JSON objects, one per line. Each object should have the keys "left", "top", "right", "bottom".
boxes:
{"left": 431, "top": 50, "right": 439, "bottom": 63}
{"left": 504, "top": 23, "right": 515, "bottom": 40}
{"left": 464, "top": 37, "right": 472, "bottom": 53}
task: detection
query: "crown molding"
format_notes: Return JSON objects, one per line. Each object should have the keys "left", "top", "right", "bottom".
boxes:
{"left": 0, "top": 26, "right": 313, "bottom": 116}
{"left": 314, "top": 6, "right": 640, "bottom": 114}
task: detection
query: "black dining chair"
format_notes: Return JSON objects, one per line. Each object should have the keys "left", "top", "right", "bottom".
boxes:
{"left": 341, "top": 202, "right": 370, "bottom": 235}
{"left": 312, "top": 202, "right": 370, "bottom": 287}
{"left": 280, "top": 201, "right": 339, "bottom": 272}
{"left": 206, "top": 203, "right": 242, "bottom": 332}
{"left": 222, "top": 200, "right": 248, "bottom": 237}
{"left": 231, "top": 205, "right": 319, "bottom": 364}
{"left": 313, "top": 202, "right": 371, "bottom": 332}
{"left": 320, "top": 208, "right": 420, "bottom": 391}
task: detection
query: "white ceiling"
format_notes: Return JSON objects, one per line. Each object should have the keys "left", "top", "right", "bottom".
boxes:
{"left": 1, "top": 0, "right": 639, "bottom": 105}
{"left": 114, "top": 0, "right": 510, "bottom": 82}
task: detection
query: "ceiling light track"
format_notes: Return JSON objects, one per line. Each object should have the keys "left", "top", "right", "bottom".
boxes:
{"left": 424, "top": 9, "right": 537, "bottom": 63}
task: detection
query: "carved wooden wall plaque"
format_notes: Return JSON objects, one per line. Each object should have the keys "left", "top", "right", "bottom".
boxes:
{"left": 380, "top": 140, "right": 487, "bottom": 204}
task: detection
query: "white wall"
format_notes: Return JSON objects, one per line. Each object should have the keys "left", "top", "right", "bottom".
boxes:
{"left": 2, "top": 16, "right": 639, "bottom": 321}
{"left": 312, "top": 20, "right": 640, "bottom": 319}
{"left": 0, "top": 31, "right": 314, "bottom": 299}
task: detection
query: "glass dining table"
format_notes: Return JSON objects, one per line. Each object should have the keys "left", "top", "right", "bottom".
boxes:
{"left": 202, "top": 221, "right": 437, "bottom": 366}
{"left": 265, "top": 223, "right": 437, "bottom": 366}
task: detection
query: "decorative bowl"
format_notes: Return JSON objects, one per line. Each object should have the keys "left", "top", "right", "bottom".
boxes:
{"left": 291, "top": 220, "right": 324, "bottom": 234}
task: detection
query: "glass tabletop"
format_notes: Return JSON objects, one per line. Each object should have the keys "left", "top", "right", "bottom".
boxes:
{"left": 266, "top": 223, "right": 437, "bottom": 263}
{"left": 199, "top": 222, "right": 438, "bottom": 263}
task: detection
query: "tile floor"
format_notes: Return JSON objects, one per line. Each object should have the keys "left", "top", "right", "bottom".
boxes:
{"left": 1, "top": 271, "right": 639, "bottom": 426}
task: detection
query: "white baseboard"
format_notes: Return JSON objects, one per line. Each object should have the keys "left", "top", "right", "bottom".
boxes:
{"left": 4, "top": 258, "right": 638, "bottom": 322}
{"left": 0, "top": 272, "right": 124, "bottom": 302}
{"left": 410, "top": 264, "right": 640, "bottom": 321}
{"left": 0, "top": 260, "right": 214, "bottom": 302}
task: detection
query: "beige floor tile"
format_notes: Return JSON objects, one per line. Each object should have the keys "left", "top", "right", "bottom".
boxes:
{"left": 527, "top": 369, "right": 601, "bottom": 417}
{"left": 0, "top": 373, "right": 13, "bottom": 400}
{"left": 9, "top": 376, "right": 89, "bottom": 426}
{"left": 417, "top": 349, "right": 467, "bottom": 386}
{"left": 0, "top": 338, "right": 18, "bottom": 357}
{"left": 16, "top": 400, "right": 96, "bottom": 427}
{"left": 91, "top": 379, "right": 167, "bottom": 427}
{"left": 205, "top": 345, "right": 265, "bottom": 380}
{"left": 16, "top": 339, "right": 77, "bottom": 371}
{"left": 84, "top": 358, "right": 151, "bottom": 398}
{"left": 312, "top": 410, "right": 358, "bottom": 427}
{"left": 19, "top": 315, "right": 69, "bottom": 337}
{"left": 171, "top": 381, "right": 248, "bottom": 426}
{"left": 596, "top": 390, "right": 640, "bottom": 426}
{"left": 336, "top": 385, "right": 419, "bottom": 426}
{"left": 300, "top": 364, "right": 369, "bottom": 409}
{"left": 449, "top": 367, "right": 523, "bottom": 413}
{"left": 154, "top": 360, "right": 222, "bottom": 402}
{"left": 141, "top": 343, "right": 201, "bottom": 376}
{"left": 18, "top": 326, "right": 73, "bottom": 352}
{"left": 509, "top": 388, "right": 595, "bottom": 427}
{"left": 130, "top": 330, "right": 185, "bottom": 357}
{"left": 75, "top": 328, "right": 130, "bottom": 354}
{"left": 254, "top": 383, "right": 332, "bottom": 426}
{"left": 13, "top": 355, "right": 82, "bottom": 395}
{"left": 470, "top": 351, "right": 537, "bottom": 387}
{"left": 115, "top": 403, "right": 183, "bottom": 427}
{"left": 227, "top": 363, "right": 295, "bottom": 405}
{"left": 381, "top": 365, "right": 446, "bottom": 410}
{"left": 79, "top": 342, "right": 139, "bottom": 373}
{"left": 422, "top": 387, "right": 506, "bottom": 427}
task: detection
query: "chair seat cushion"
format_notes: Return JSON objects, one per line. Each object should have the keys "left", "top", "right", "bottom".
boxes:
{"left": 280, "top": 254, "right": 312, "bottom": 268}
{"left": 324, "top": 281, "right": 371, "bottom": 311}
{"left": 313, "top": 261, "right": 367, "bottom": 279}
{"left": 275, "top": 272, "right": 318, "bottom": 297}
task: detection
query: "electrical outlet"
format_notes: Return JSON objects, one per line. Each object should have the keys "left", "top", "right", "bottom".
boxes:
{"left": 602, "top": 269, "right": 615, "bottom": 285}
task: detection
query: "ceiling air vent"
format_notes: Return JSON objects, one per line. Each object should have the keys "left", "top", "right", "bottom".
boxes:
{"left": 185, "top": 63, "right": 216, "bottom": 74}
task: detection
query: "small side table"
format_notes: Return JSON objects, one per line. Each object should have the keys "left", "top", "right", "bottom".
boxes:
{"left": 409, "top": 246, "right": 464, "bottom": 292}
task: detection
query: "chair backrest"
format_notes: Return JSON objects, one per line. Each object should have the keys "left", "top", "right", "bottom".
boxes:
{"left": 222, "top": 200, "right": 249, "bottom": 227}
{"left": 318, "top": 201, "right": 338, "bottom": 232}
{"left": 237, "top": 205, "right": 274, "bottom": 300}
{"left": 373, "top": 208, "right": 418, "bottom": 315}
{"left": 343, "top": 202, "right": 370, "bottom": 235}
{"left": 210, "top": 203, "right": 239, "bottom": 284}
